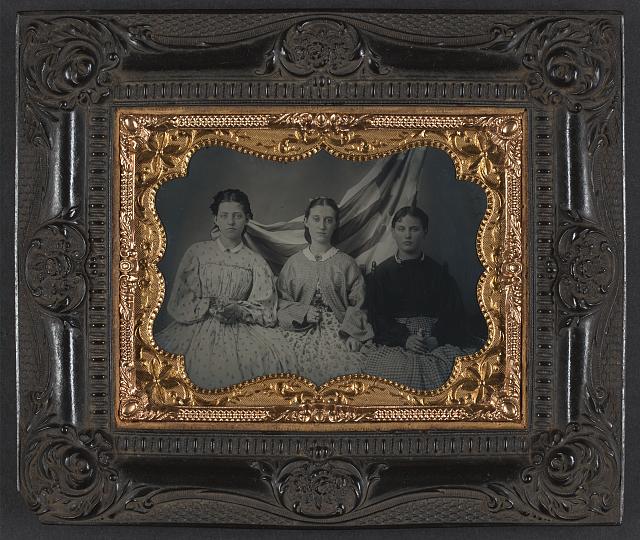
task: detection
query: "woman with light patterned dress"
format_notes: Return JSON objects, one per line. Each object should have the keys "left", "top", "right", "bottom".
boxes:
{"left": 276, "top": 197, "right": 374, "bottom": 385}
{"left": 154, "top": 189, "right": 293, "bottom": 389}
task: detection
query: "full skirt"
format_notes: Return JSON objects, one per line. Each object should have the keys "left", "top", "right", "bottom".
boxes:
{"left": 364, "top": 316, "right": 475, "bottom": 390}
{"left": 281, "top": 312, "right": 366, "bottom": 385}
{"left": 155, "top": 317, "right": 294, "bottom": 389}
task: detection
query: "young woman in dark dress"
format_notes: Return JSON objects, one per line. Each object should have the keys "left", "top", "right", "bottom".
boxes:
{"left": 364, "top": 206, "right": 479, "bottom": 390}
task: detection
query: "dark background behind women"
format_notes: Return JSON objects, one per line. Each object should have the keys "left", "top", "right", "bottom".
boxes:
{"left": 155, "top": 146, "right": 487, "bottom": 339}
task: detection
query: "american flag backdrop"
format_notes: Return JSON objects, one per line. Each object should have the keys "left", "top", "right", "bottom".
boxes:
{"left": 212, "top": 148, "right": 427, "bottom": 274}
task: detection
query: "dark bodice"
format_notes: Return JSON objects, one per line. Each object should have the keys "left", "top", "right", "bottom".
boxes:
{"left": 367, "top": 254, "right": 471, "bottom": 347}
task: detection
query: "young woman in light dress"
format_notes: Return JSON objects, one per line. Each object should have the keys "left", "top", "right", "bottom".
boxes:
{"left": 154, "top": 189, "right": 293, "bottom": 389}
{"left": 276, "top": 197, "right": 374, "bottom": 384}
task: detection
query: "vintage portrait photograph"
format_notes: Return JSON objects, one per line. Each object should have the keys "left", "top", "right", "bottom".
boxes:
{"left": 152, "top": 146, "right": 488, "bottom": 391}
{"left": 115, "top": 107, "right": 526, "bottom": 428}
{"left": 11, "top": 4, "right": 626, "bottom": 529}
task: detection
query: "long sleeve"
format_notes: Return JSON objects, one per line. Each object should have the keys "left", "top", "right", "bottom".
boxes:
{"left": 370, "top": 267, "right": 410, "bottom": 347}
{"left": 339, "top": 262, "right": 374, "bottom": 342}
{"left": 166, "top": 245, "right": 210, "bottom": 324}
{"left": 235, "top": 258, "right": 278, "bottom": 327}
{"left": 433, "top": 265, "right": 470, "bottom": 347}
{"left": 276, "top": 258, "right": 312, "bottom": 331}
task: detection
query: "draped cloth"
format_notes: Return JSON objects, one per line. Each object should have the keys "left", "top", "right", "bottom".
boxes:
{"left": 211, "top": 149, "right": 427, "bottom": 273}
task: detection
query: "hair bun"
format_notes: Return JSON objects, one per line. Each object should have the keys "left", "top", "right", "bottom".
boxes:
{"left": 210, "top": 189, "right": 253, "bottom": 219}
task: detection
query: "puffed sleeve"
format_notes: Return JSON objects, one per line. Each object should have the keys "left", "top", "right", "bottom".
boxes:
{"left": 166, "top": 244, "right": 210, "bottom": 324}
{"left": 339, "top": 260, "right": 374, "bottom": 342}
{"left": 235, "top": 257, "right": 278, "bottom": 327}
{"left": 276, "top": 257, "right": 313, "bottom": 331}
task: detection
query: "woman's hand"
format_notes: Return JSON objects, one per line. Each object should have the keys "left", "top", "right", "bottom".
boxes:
{"left": 218, "top": 303, "right": 244, "bottom": 324}
{"left": 304, "top": 306, "right": 321, "bottom": 325}
{"left": 405, "top": 335, "right": 439, "bottom": 354}
{"left": 405, "top": 335, "right": 429, "bottom": 354}
{"left": 345, "top": 336, "right": 362, "bottom": 352}
{"left": 424, "top": 336, "right": 439, "bottom": 352}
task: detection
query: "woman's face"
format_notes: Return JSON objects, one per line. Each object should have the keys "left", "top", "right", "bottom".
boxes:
{"left": 214, "top": 201, "right": 247, "bottom": 244}
{"left": 305, "top": 205, "right": 338, "bottom": 245}
{"left": 392, "top": 214, "right": 426, "bottom": 255}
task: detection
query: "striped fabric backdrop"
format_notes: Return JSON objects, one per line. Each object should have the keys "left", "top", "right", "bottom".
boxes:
{"left": 212, "top": 149, "right": 427, "bottom": 274}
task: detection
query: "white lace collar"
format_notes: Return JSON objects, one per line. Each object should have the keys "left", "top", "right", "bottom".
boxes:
{"left": 394, "top": 251, "right": 425, "bottom": 264}
{"left": 303, "top": 246, "right": 339, "bottom": 262}
{"left": 216, "top": 238, "right": 244, "bottom": 254}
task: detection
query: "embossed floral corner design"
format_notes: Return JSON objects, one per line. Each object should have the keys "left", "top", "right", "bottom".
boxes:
{"left": 115, "top": 107, "right": 527, "bottom": 430}
{"left": 252, "top": 445, "right": 388, "bottom": 518}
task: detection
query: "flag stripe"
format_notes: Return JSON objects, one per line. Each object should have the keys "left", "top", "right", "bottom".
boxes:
{"left": 228, "top": 149, "right": 426, "bottom": 273}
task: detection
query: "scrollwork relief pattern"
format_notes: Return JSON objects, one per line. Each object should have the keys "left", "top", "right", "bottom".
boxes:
{"left": 489, "top": 17, "right": 618, "bottom": 153}
{"left": 259, "top": 19, "right": 389, "bottom": 80}
{"left": 21, "top": 391, "right": 120, "bottom": 520}
{"left": 21, "top": 17, "right": 163, "bottom": 146}
{"left": 491, "top": 17, "right": 622, "bottom": 428}
{"left": 24, "top": 208, "right": 88, "bottom": 315}
{"left": 22, "top": 392, "right": 210, "bottom": 522}
{"left": 557, "top": 219, "right": 615, "bottom": 326}
{"left": 252, "top": 446, "right": 387, "bottom": 518}
{"left": 486, "top": 391, "right": 619, "bottom": 521}
{"left": 17, "top": 12, "right": 622, "bottom": 526}
{"left": 23, "top": 19, "right": 121, "bottom": 111}
{"left": 22, "top": 392, "right": 618, "bottom": 524}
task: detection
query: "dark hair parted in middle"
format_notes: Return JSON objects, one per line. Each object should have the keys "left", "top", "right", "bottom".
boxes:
{"left": 303, "top": 196, "right": 340, "bottom": 244}
{"left": 209, "top": 189, "right": 254, "bottom": 220}
{"left": 391, "top": 206, "right": 429, "bottom": 231}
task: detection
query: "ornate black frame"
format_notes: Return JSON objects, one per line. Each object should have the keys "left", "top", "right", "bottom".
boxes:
{"left": 15, "top": 10, "right": 624, "bottom": 526}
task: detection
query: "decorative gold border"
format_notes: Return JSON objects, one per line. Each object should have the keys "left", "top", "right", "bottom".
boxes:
{"left": 114, "top": 106, "right": 528, "bottom": 430}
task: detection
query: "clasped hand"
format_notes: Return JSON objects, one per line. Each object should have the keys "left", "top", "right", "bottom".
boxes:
{"left": 304, "top": 306, "right": 321, "bottom": 324}
{"left": 210, "top": 302, "right": 244, "bottom": 324}
{"left": 405, "top": 334, "right": 438, "bottom": 354}
{"left": 344, "top": 336, "right": 362, "bottom": 352}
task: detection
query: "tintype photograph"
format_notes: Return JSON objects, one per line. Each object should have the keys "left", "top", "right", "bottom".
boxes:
{"left": 114, "top": 107, "right": 526, "bottom": 429}
{"left": 11, "top": 6, "right": 625, "bottom": 530}
{"left": 153, "top": 147, "right": 487, "bottom": 391}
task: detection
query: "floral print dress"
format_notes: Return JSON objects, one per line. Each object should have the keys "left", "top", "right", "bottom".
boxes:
{"left": 155, "top": 239, "right": 293, "bottom": 389}
{"left": 276, "top": 247, "right": 374, "bottom": 385}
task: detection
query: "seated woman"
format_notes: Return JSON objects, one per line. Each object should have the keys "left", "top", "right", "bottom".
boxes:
{"left": 364, "top": 206, "right": 480, "bottom": 390}
{"left": 277, "top": 197, "right": 374, "bottom": 384}
{"left": 154, "top": 189, "right": 293, "bottom": 389}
